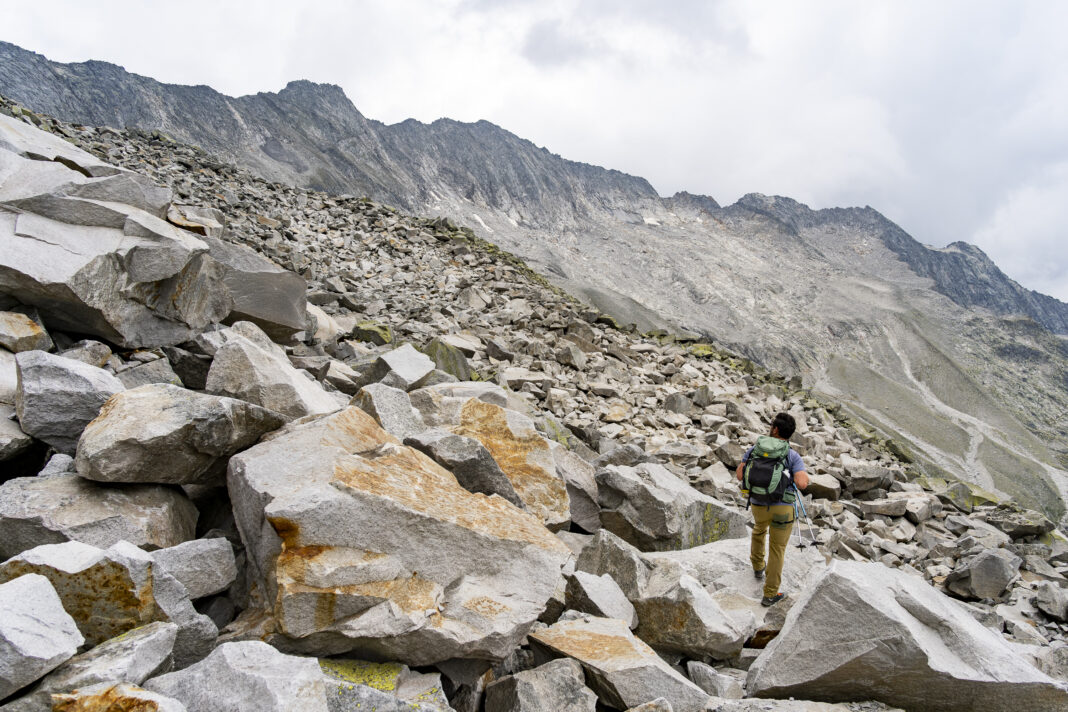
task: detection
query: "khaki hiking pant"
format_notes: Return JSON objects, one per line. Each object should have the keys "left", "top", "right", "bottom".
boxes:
{"left": 750, "top": 503, "right": 795, "bottom": 598}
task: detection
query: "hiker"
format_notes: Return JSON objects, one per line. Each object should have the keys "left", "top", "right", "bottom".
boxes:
{"left": 736, "top": 411, "right": 809, "bottom": 607}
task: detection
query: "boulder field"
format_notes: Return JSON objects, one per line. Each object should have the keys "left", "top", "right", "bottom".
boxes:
{"left": 0, "top": 97, "right": 1066, "bottom": 711}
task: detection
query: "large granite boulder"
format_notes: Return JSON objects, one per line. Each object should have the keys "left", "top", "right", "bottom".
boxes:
{"left": 574, "top": 529, "right": 653, "bottom": 599}
{"left": 197, "top": 234, "right": 307, "bottom": 340}
{"left": 144, "top": 642, "right": 328, "bottom": 712}
{"left": 529, "top": 616, "right": 710, "bottom": 712}
{"left": 150, "top": 538, "right": 237, "bottom": 600}
{"left": 632, "top": 563, "right": 749, "bottom": 660}
{"left": 75, "top": 384, "right": 285, "bottom": 485}
{"left": 0, "top": 473, "right": 197, "bottom": 560}
{"left": 227, "top": 406, "right": 570, "bottom": 665}
{"left": 596, "top": 463, "right": 747, "bottom": 551}
{"left": 0, "top": 114, "right": 232, "bottom": 348}
{"left": 0, "top": 541, "right": 216, "bottom": 667}
{"left": 14, "top": 350, "right": 124, "bottom": 454}
{"left": 746, "top": 560, "right": 1068, "bottom": 711}
{"left": 204, "top": 321, "right": 340, "bottom": 419}
{"left": 944, "top": 548, "right": 1022, "bottom": 600}
{"left": 484, "top": 658, "right": 598, "bottom": 712}
{"left": 0, "top": 573, "right": 84, "bottom": 699}
{"left": 4, "top": 621, "right": 177, "bottom": 712}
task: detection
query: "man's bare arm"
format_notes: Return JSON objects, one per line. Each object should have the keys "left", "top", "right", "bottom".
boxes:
{"left": 793, "top": 470, "right": 809, "bottom": 489}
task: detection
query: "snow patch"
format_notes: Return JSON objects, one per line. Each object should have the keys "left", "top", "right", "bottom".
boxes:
{"left": 471, "top": 213, "right": 493, "bottom": 233}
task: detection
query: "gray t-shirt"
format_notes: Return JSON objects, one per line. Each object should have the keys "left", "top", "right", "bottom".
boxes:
{"left": 742, "top": 445, "right": 806, "bottom": 506}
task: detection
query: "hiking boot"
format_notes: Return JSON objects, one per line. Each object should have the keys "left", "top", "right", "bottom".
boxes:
{"left": 753, "top": 567, "right": 765, "bottom": 580}
{"left": 761, "top": 593, "right": 785, "bottom": 607}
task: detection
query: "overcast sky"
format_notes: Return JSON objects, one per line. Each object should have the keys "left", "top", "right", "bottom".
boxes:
{"left": 5, "top": 0, "right": 1067, "bottom": 300}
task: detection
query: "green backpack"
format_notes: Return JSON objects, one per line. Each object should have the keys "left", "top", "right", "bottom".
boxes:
{"left": 743, "top": 435, "right": 795, "bottom": 506}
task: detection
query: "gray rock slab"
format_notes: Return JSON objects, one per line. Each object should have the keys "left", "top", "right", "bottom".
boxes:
{"left": 1034, "top": 581, "right": 1068, "bottom": 622}
{"left": 405, "top": 428, "right": 524, "bottom": 507}
{"left": 144, "top": 641, "right": 327, "bottom": 712}
{"left": 566, "top": 571, "right": 637, "bottom": 628}
{"left": 150, "top": 538, "right": 237, "bottom": 600}
{"left": 529, "top": 616, "right": 710, "bottom": 712}
{"left": 596, "top": 463, "right": 747, "bottom": 551}
{"left": 0, "top": 311, "right": 52, "bottom": 353}
{"left": 205, "top": 321, "right": 339, "bottom": 419}
{"left": 840, "top": 456, "right": 893, "bottom": 493}
{"left": 0, "top": 541, "right": 216, "bottom": 668}
{"left": 746, "top": 560, "right": 1068, "bottom": 711}
{"left": 574, "top": 529, "right": 653, "bottom": 600}
{"left": 633, "top": 564, "right": 749, "bottom": 660}
{"left": 317, "top": 659, "right": 452, "bottom": 712}
{"left": 686, "top": 661, "right": 743, "bottom": 699}
{"left": 4, "top": 621, "right": 177, "bottom": 712}
{"left": 553, "top": 444, "right": 601, "bottom": 533}
{"left": 75, "top": 384, "right": 285, "bottom": 485}
{"left": 352, "top": 382, "right": 427, "bottom": 441}
{"left": 50, "top": 682, "right": 188, "bottom": 712}
{"left": 227, "top": 406, "right": 570, "bottom": 665}
{"left": 484, "top": 658, "right": 597, "bottom": 712}
{"left": 625, "top": 700, "right": 673, "bottom": 712}
{"left": 0, "top": 573, "right": 84, "bottom": 699}
{"left": 199, "top": 234, "right": 307, "bottom": 340}
{"left": 355, "top": 343, "right": 436, "bottom": 391}
{"left": 0, "top": 473, "right": 197, "bottom": 560}
{"left": 58, "top": 341, "right": 112, "bottom": 369}
{"left": 14, "top": 350, "right": 124, "bottom": 454}
{"left": 115, "top": 357, "right": 184, "bottom": 389}
{"left": 944, "top": 548, "right": 1022, "bottom": 600}
{"left": 407, "top": 395, "right": 570, "bottom": 530}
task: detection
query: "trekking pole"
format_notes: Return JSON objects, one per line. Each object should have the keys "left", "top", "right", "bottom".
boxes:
{"left": 793, "top": 487, "right": 818, "bottom": 548}
{"left": 792, "top": 497, "right": 804, "bottom": 549}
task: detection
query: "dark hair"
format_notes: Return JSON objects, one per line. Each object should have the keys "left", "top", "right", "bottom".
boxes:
{"left": 772, "top": 412, "right": 796, "bottom": 440}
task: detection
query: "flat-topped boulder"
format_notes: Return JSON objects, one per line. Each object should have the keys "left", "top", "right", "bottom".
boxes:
{"left": 529, "top": 615, "right": 710, "bottom": 712}
{"left": 75, "top": 384, "right": 285, "bottom": 485}
{"left": 227, "top": 406, "right": 570, "bottom": 665}
{"left": 0, "top": 473, "right": 197, "bottom": 560}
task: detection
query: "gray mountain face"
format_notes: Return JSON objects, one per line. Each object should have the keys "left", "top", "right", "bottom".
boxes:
{"left": 2, "top": 41, "right": 1065, "bottom": 517}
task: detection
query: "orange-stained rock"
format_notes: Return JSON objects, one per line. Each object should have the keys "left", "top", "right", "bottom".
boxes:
{"left": 450, "top": 398, "right": 570, "bottom": 530}
{"left": 529, "top": 616, "right": 710, "bottom": 712}
{"left": 0, "top": 541, "right": 216, "bottom": 667}
{"left": 227, "top": 406, "right": 570, "bottom": 665}
{"left": 52, "top": 682, "right": 186, "bottom": 712}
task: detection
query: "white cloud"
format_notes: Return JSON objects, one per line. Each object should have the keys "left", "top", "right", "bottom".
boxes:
{"left": 2, "top": 0, "right": 1066, "bottom": 301}
{"left": 974, "top": 163, "right": 1068, "bottom": 301}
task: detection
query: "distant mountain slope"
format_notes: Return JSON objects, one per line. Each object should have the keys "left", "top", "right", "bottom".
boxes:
{"left": 2, "top": 40, "right": 1065, "bottom": 517}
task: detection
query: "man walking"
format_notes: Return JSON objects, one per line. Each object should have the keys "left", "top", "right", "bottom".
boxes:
{"left": 736, "top": 412, "right": 809, "bottom": 606}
